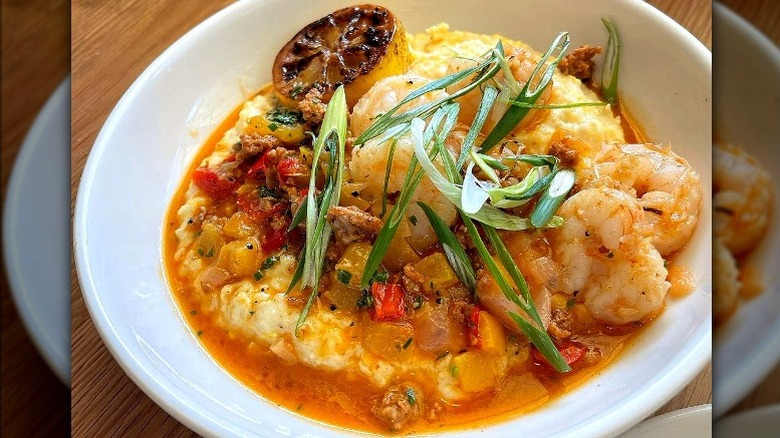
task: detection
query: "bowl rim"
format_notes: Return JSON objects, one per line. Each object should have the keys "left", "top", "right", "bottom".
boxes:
{"left": 4, "top": 77, "right": 71, "bottom": 386}
{"left": 712, "top": 1, "right": 780, "bottom": 418}
{"left": 74, "top": 1, "right": 712, "bottom": 436}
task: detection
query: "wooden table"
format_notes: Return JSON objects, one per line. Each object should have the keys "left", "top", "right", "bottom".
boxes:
{"left": 0, "top": 0, "right": 70, "bottom": 436}
{"left": 68, "top": 1, "right": 711, "bottom": 436}
{"left": 719, "top": 0, "right": 780, "bottom": 416}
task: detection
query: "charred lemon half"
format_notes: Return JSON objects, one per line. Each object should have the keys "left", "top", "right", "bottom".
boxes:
{"left": 273, "top": 4, "right": 411, "bottom": 107}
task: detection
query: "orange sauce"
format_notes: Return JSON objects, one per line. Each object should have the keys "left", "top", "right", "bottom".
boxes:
{"left": 667, "top": 265, "right": 696, "bottom": 299}
{"left": 163, "top": 90, "right": 660, "bottom": 434}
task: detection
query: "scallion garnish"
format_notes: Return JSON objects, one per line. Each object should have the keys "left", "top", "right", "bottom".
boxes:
{"left": 507, "top": 100, "right": 608, "bottom": 110}
{"left": 530, "top": 168, "right": 575, "bottom": 227}
{"left": 288, "top": 199, "right": 308, "bottom": 231}
{"left": 461, "top": 162, "right": 491, "bottom": 214}
{"left": 292, "top": 86, "right": 348, "bottom": 331}
{"left": 354, "top": 42, "right": 505, "bottom": 147}
{"left": 460, "top": 212, "right": 570, "bottom": 372}
{"left": 417, "top": 201, "right": 476, "bottom": 292}
{"left": 456, "top": 84, "right": 499, "bottom": 169}
{"left": 358, "top": 109, "right": 456, "bottom": 287}
{"left": 480, "top": 32, "right": 570, "bottom": 153}
{"left": 601, "top": 18, "right": 621, "bottom": 104}
{"left": 411, "top": 118, "right": 552, "bottom": 230}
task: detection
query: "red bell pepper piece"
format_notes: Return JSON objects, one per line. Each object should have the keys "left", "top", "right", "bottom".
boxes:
{"left": 467, "top": 306, "right": 481, "bottom": 348}
{"left": 192, "top": 167, "right": 237, "bottom": 199}
{"left": 370, "top": 282, "right": 406, "bottom": 322}
{"left": 532, "top": 340, "right": 586, "bottom": 368}
{"left": 247, "top": 150, "right": 273, "bottom": 180}
{"left": 261, "top": 226, "right": 288, "bottom": 253}
{"left": 276, "top": 156, "right": 308, "bottom": 179}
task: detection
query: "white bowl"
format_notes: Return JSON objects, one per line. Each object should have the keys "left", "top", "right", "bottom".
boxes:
{"left": 619, "top": 405, "right": 712, "bottom": 438}
{"left": 713, "top": 2, "right": 780, "bottom": 418}
{"left": 715, "top": 404, "right": 780, "bottom": 435}
{"left": 74, "top": 1, "right": 712, "bottom": 436}
{"left": 4, "top": 78, "right": 71, "bottom": 385}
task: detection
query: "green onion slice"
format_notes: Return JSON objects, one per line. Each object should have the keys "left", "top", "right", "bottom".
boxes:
{"left": 601, "top": 18, "right": 621, "bottom": 105}
{"left": 480, "top": 32, "right": 570, "bottom": 153}
{"left": 294, "top": 86, "right": 348, "bottom": 331}
{"left": 417, "top": 201, "right": 476, "bottom": 291}
{"left": 530, "top": 168, "right": 575, "bottom": 228}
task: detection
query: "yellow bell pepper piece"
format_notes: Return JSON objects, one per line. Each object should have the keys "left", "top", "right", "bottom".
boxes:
{"left": 451, "top": 351, "right": 497, "bottom": 393}
{"left": 478, "top": 311, "right": 506, "bottom": 355}
{"left": 413, "top": 252, "right": 459, "bottom": 292}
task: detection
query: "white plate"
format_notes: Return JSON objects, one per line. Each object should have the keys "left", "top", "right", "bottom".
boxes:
{"left": 713, "top": 3, "right": 780, "bottom": 418}
{"left": 74, "top": 1, "right": 711, "bottom": 436}
{"left": 619, "top": 405, "right": 712, "bottom": 438}
{"left": 715, "top": 404, "right": 780, "bottom": 436}
{"left": 3, "top": 77, "right": 71, "bottom": 386}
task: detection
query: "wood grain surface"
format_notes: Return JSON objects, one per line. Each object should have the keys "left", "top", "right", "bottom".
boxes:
{"left": 0, "top": 0, "right": 70, "bottom": 437}
{"left": 718, "top": 0, "right": 780, "bottom": 415}
{"left": 69, "top": 1, "right": 711, "bottom": 436}
{"left": 71, "top": 0, "right": 712, "bottom": 437}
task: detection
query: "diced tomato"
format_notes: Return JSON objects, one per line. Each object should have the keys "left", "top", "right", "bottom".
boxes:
{"left": 467, "top": 306, "right": 481, "bottom": 348}
{"left": 261, "top": 228, "right": 287, "bottom": 253}
{"left": 370, "top": 282, "right": 406, "bottom": 322}
{"left": 247, "top": 151, "right": 273, "bottom": 179}
{"left": 277, "top": 156, "right": 307, "bottom": 179}
{"left": 532, "top": 340, "right": 586, "bottom": 368}
{"left": 237, "top": 192, "right": 287, "bottom": 221}
{"left": 192, "top": 167, "right": 237, "bottom": 199}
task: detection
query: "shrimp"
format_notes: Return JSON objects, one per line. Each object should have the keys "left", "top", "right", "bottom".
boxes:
{"left": 713, "top": 237, "right": 740, "bottom": 323}
{"left": 350, "top": 74, "right": 447, "bottom": 137}
{"left": 713, "top": 142, "right": 773, "bottom": 256}
{"left": 594, "top": 143, "right": 702, "bottom": 256}
{"left": 349, "top": 74, "right": 459, "bottom": 249}
{"left": 550, "top": 187, "right": 669, "bottom": 325}
{"left": 446, "top": 44, "right": 551, "bottom": 135}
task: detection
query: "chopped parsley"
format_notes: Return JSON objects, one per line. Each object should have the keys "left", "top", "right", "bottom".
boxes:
{"left": 449, "top": 364, "right": 459, "bottom": 377}
{"left": 258, "top": 185, "right": 282, "bottom": 199}
{"left": 253, "top": 271, "right": 264, "bottom": 281}
{"left": 266, "top": 106, "right": 304, "bottom": 126}
{"left": 403, "top": 338, "right": 413, "bottom": 349}
{"left": 267, "top": 123, "right": 278, "bottom": 132}
{"left": 409, "top": 215, "right": 418, "bottom": 226}
{"left": 190, "top": 309, "right": 198, "bottom": 315}
{"left": 336, "top": 270, "right": 352, "bottom": 285}
{"left": 566, "top": 299, "right": 576, "bottom": 309}
{"left": 435, "top": 351, "right": 450, "bottom": 361}
{"left": 406, "top": 387, "right": 417, "bottom": 405}
{"left": 357, "top": 289, "right": 374, "bottom": 308}
{"left": 205, "top": 247, "right": 214, "bottom": 258}
{"left": 372, "top": 271, "right": 389, "bottom": 284}
{"left": 197, "top": 330, "right": 203, "bottom": 337}
{"left": 261, "top": 255, "right": 279, "bottom": 270}
{"left": 289, "top": 85, "right": 304, "bottom": 99}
